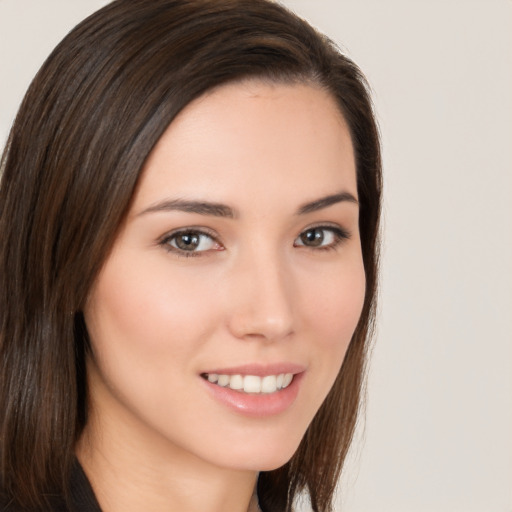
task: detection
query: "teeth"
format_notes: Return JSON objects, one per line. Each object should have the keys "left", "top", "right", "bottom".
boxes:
{"left": 217, "top": 374, "right": 230, "bottom": 387}
{"left": 243, "top": 375, "right": 261, "bottom": 393}
{"left": 205, "top": 373, "right": 294, "bottom": 394}
{"left": 282, "top": 373, "right": 293, "bottom": 388}
{"left": 229, "top": 374, "right": 243, "bottom": 390}
{"left": 261, "top": 375, "right": 277, "bottom": 394}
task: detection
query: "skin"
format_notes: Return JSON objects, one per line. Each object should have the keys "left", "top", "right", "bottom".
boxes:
{"left": 77, "top": 80, "right": 366, "bottom": 512}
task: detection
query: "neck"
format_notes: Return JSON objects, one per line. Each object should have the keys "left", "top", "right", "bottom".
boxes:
{"left": 77, "top": 425, "right": 259, "bottom": 512}
{"left": 76, "top": 368, "right": 259, "bottom": 512}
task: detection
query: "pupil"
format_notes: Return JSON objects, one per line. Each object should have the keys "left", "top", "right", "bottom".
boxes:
{"left": 176, "top": 233, "right": 199, "bottom": 250}
{"left": 301, "top": 229, "right": 323, "bottom": 246}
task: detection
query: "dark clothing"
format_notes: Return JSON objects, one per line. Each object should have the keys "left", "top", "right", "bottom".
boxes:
{"left": 1, "top": 463, "right": 266, "bottom": 511}
{"left": 1, "top": 462, "right": 102, "bottom": 512}
{"left": 64, "top": 462, "right": 102, "bottom": 512}
{"left": 1, "top": 463, "right": 267, "bottom": 511}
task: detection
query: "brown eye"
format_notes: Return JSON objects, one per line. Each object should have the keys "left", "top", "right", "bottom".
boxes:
{"left": 174, "top": 232, "right": 201, "bottom": 251}
{"left": 164, "top": 230, "right": 219, "bottom": 253}
{"left": 294, "top": 226, "right": 349, "bottom": 250}
{"left": 299, "top": 228, "right": 325, "bottom": 247}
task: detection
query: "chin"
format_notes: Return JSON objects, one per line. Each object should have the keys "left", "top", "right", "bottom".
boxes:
{"left": 210, "top": 429, "right": 305, "bottom": 473}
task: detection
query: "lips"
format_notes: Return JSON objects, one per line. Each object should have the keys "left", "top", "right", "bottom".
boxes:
{"left": 200, "top": 363, "right": 305, "bottom": 416}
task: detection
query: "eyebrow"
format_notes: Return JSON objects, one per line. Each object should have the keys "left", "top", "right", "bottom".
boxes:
{"left": 139, "top": 199, "right": 235, "bottom": 218}
{"left": 296, "top": 191, "right": 358, "bottom": 215}
{"left": 138, "top": 191, "right": 358, "bottom": 219}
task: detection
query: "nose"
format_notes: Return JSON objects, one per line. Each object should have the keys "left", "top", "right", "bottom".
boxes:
{"left": 226, "top": 249, "right": 295, "bottom": 343}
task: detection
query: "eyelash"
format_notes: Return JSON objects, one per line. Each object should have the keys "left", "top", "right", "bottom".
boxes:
{"left": 294, "top": 225, "right": 351, "bottom": 252}
{"left": 159, "top": 228, "right": 221, "bottom": 258}
{"left": 159, "top": 225, "right": 350, "bottom": 258}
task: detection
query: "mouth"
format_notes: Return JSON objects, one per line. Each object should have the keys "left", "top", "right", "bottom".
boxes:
{"left": 201, "top": 372, "right": 294, "bottom": 394}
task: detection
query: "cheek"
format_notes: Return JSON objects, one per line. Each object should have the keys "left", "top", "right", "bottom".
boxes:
{"left": 300, "top": 257, "right": 366, "bottom": 390}
{"left": 82, "top": 262, "right": 226, "bottom": 440}
{"left": 308, "top": 259, "right": 366, "bottom": 341}
{"left": 82, "top": 255, "right": 220, "bottom": 424}
{"left": 85, "top": 254, "right": 216, "bottom": 362}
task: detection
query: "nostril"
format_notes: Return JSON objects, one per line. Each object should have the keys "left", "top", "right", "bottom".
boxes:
{"left": 225, "top": 262, "right": 295, "bottom": 341}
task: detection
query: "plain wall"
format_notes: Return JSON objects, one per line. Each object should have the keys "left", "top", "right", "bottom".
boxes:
{"left": 1, "top": 1, "right": 511, "bottom": 511}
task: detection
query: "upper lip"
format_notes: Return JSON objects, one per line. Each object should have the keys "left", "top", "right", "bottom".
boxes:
{"left": 201, "top": 362, "right": 306, "bottom": 377}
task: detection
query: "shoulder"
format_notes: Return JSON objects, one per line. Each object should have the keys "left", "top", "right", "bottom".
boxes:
{"left": 68, "top": 461, "right": 102, "bottom": 512}
{"left": 0, "top": 463, "right": 95, "bottom": 512}
{"left": 0, "top": 492, "right": 69, "bottom": 512}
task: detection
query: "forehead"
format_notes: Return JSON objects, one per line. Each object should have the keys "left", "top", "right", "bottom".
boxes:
{"left": 132, "top": 80, "right": 356, "bottom": 214}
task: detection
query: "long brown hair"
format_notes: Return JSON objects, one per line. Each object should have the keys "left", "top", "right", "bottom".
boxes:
{"left": 0, "top": 1, "right": 381, "bottom": 510}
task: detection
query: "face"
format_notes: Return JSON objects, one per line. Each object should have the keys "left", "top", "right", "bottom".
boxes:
{"left": 83, "top": 80, "right": 365, "bottom": 473}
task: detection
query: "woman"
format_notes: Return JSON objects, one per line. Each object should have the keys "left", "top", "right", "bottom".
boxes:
{"left": 0, "top": 1, "right": 381, "bottom": 511}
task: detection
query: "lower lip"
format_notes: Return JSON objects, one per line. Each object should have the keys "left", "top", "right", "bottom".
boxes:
{"left": 201, "top": 373, "right": 304, "bottom": 417}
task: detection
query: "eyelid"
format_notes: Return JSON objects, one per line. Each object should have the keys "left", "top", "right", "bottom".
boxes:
{"left": 294, "top": 223, "right": 351, "bottom": 249}
{"left": 157, "top": 223, "right": 351, "bottom": 257}
{"left": 299, "top": 221, "right": 351, "bottom": 237}
{"left": 158, "top": 226, "right": 223, "bottom": 257}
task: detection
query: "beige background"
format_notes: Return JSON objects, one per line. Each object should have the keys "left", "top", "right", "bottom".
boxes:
{"left": 1, "top": 1, "right": 511, "bottom": 511}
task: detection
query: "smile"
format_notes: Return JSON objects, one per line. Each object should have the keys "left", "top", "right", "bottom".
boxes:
{"left": 202, "top": 373, "right": 294, "bottom": 394}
